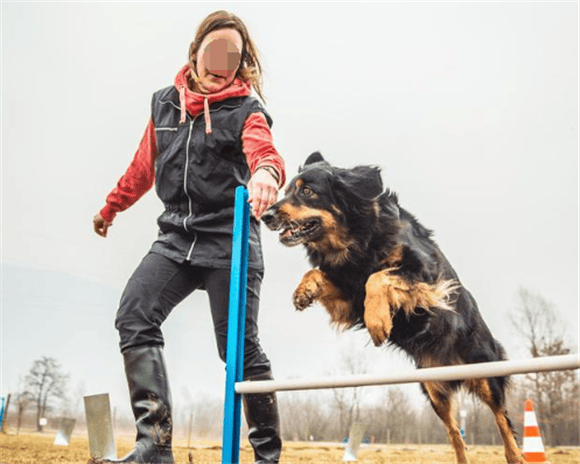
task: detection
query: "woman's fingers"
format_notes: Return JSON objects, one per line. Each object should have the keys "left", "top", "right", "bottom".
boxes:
{"left": 252, "top": 184, "right": 279, "bottom": 220}
{"left": 248, "top": 168, "right": 279, "bottom": 220}
{"left": 93, "top": 214, "right": 111, "bottom": 238}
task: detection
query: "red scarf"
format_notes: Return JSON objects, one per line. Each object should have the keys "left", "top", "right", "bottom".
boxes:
{"left": 174, "top": 64, "right": 252, "bottom": 133}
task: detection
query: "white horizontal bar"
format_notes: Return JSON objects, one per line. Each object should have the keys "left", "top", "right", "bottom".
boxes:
{"left": 235, "top": 354, "right": 579, "bottom": 394}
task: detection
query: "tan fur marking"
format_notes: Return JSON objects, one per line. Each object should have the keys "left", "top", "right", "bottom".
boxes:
{"left": 279, "top": 203, "right": 354, "bottom": 266}
{"left": 364, "top": 269, "right": 459, "bottom": 346}
{"left": 278, "top": 204, "right": 338, "bottom": 236}
{"left": 423, "top": 382, "right": 469, "bottom": 464}
{"left": 383, "top": 244, "right": 405, "bottom": 267}
{"left": 372, "top": 199, "right": 380, "bottom": 217}
{"left": 418, "top": 354, "right": 461, "bottom": 370}
{"left": 465, "top": 378, "right": 494, "bottom": 403}
{"left": 468, "top": 379, "right": 525, "bottom": 464}
{"left": 493, "top": 412, "right": 524, "bottom": 464}
{"left": 292, "top": 269, "right": 353, "bottom": 328}
{"left": 364, "top": 273, "right": 394, "bottom": 345}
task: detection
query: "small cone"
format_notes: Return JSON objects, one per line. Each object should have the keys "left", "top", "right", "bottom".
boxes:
{"left": 523, "top": 399, "right": 549, "bottom": 463}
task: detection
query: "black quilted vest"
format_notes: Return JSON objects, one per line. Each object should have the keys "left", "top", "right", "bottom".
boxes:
{"left": 148, "top": 85, "right": 272, "bottom": 271}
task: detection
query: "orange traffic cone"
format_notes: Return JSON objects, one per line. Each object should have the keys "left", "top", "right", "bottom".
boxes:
{"left": 523, "top": 399, "right": 549, "bottom": 463}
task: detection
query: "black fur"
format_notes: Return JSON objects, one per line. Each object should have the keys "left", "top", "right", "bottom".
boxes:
{"left": 263, "top": 152, "right": 510, "bottom": 405}
{"left": 262, "top": 153, "right": 524, "bottom": 462}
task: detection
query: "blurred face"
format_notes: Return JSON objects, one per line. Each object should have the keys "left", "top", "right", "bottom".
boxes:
{"left": 193, "top": 28, "right": 243, "bottom": 94}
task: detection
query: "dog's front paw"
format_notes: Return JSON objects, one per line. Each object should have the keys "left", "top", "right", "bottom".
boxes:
{"left": 292, "top": 284, "right": 319, "bottom": 311}
{"left": 364, "top": 304, "right": 392, "bottom": 347}
{"left": 365, "top": 320, "right": 391, "bottom": 347}
{"left": 364, "top": 272, "right": 394, "bottom": 346}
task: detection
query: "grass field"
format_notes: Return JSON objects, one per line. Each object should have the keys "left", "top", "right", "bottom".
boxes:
{"left": 1, "top": 432, "right": 578, "bottom": 463}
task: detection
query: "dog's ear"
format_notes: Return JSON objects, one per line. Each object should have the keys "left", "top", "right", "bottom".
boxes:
{"left": 304, "top": 151, "right": 325, "bottom": 166}
{"left": 299, "top": 151, "right": 327, "bottom": 172}
{"left": 335, "top": 165, "right": 383, "bottom": 200}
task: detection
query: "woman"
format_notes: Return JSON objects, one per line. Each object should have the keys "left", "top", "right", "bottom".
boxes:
{"left": 92, "top": 10, "right": 284, "bottom": 464}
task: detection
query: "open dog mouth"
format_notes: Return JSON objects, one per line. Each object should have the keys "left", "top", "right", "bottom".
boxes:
{"left": 278, "top": 218, "right": 321, "bottom": 245}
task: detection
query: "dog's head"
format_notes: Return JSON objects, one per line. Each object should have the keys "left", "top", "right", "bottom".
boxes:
{"left": 262, "top": 152, "right": 383, "bottom": 250}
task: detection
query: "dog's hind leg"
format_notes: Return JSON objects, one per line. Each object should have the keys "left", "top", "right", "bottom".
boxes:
{"left": 423, "top": 381, "right": 469, "bottom": 464}
{"left": 467, "top": 378, "right": 524, "bottom": 464}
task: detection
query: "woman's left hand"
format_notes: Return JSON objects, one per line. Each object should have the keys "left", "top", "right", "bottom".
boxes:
{"left": 247, "top": 168, "right": 279, "bottom": 221}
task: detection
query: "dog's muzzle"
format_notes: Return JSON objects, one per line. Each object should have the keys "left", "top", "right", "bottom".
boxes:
{"left": 260, "top": 208, "right": 277, "bottom": 229}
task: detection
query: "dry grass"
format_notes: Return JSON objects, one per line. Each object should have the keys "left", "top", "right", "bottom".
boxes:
{"left": 1, "top": 432, "right": 578, "bottom": 464}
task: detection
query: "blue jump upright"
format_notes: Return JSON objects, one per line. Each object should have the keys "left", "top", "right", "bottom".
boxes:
{"left": 222, "top": 186, "right": 251, "bottom": 464}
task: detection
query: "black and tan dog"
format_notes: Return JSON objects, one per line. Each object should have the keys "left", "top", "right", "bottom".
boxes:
{"left": 261, "top": 152, "right": 524, "bottom": 464}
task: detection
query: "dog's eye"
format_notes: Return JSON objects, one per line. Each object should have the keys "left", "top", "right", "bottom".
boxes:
{"left": 301, "top": 187, "right": 313, "bottom": 196}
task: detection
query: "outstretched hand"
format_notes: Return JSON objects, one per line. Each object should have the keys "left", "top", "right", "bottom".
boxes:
{"left": 247, "top": 168, "right": 279, "bottom": 221}
{"left": 93, "top": 213, "right": 112, "bottom": 237}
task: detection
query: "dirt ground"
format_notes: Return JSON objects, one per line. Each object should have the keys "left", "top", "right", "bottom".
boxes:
{"left": 1, "top": 432, "right": 579, "bottom": 464}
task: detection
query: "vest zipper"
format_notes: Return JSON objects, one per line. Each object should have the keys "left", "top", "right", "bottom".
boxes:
{"left": 183, "top": 116, "right": 198, "bottom": 260}
{"left": 186, "top": 232, "right": 197, "bottom": 261}
{"left": 183, "top": 105, "right": 239, "bottom": 261}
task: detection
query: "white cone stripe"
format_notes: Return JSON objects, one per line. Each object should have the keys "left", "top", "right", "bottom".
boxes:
{"left": 524, "top": 411, "right": 539, "bottom": 426}
{"left": 523, "top": 436, "right": 546, "bottom": 453}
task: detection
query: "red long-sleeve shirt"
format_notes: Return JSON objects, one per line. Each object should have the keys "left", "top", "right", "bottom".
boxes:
{"left": 100, "top": 111, "right": 285, "bottom": 223}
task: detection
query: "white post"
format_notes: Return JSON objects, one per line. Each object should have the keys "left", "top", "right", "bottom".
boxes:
{"left": 343, "top": 423, "right": 365, "bottom": 462}
{"left": 84, "top": 393, "right": 116, "bottom": 460}
{"left": 54, "top": 418, "right": 76, "bottom": 446}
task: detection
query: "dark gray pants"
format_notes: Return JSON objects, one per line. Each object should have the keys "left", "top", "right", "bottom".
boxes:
{"left": 115, "top": 251, "right": 271, "bottom": 378}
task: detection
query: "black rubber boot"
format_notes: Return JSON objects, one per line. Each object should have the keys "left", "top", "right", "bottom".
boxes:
{"left": 242, "top": 371, "right": 282, "bottom": 464}
{"left": 96, "top": 346, "right": 174, "bottom": 464}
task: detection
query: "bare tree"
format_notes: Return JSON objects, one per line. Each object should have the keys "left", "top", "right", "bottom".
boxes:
{"left": 279, "top": 391, "right": 332, "bottom": 441}
{"left": 532, "top": 340, "right": 579, "bottom": 446}
{"left": 330, "top": 345, "right": 370, "bottom": 440}
{"left": 510, "top": 287, "right": 579, "bottom": 446}
{"left": 24, "top": 357, "right": 69, "bottom": 432}
{"left": 15, "top": 390, "right": 34, "bottom": 434}
{"left": 510, "top": 287, "right": 562, "bottom": 358}
{"left": 58, "top": 379, "right": 86, "bottom": 420}
{"left": 172, "top": 387, "right": 224, "bottom": 440}
{"left": 189, "top": 394, "right": 223, "bottom": 439}
{"left": 11, "top": 377, "right": 35, "bottom": 435}
{"left": 72, "top": 381, "right": 86, "bottom": 419}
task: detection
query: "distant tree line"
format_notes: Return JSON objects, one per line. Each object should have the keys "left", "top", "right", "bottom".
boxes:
{"left": 6, "top": 357, "right": 84, "bottom": 434}
{"left": 273, "top": 287, "right": 578, "bottom": 446}
{"left": 171, "top": 287, "right": 578, "bottom": 446}
{"left": 7, "top": 287, "right": 578, "bottom": 447}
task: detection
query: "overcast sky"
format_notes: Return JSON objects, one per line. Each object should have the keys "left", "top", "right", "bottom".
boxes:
{"left": 2, "top": 1, "right": 578, "bottom": 422}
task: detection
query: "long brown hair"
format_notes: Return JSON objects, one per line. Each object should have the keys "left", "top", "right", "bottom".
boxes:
{"left": 188, "top": 10, "right": 265, "bottom": 102}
